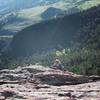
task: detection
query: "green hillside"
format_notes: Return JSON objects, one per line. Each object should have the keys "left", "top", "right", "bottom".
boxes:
{"left": 78, "top": 0, "right": 100, "bottom": 10}
{"left": 1, "top": 0, "right": 100, "bottom": 35}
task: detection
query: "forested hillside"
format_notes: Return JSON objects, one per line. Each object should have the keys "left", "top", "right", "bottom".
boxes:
{"left": 10, "top": 5, "right": 100, "bottom": 56}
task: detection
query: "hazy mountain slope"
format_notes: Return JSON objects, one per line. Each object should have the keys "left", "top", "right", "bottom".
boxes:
{"left": 0, "top": 0, "right": 63, "bottom": 35}
{"left": 1, "top": 0, "right": 100, "bottom": 35}
{"left": 10, "top": 5, "right": 100, "bottom": 57}
{"left": 0, "top": 0, "right": 83, "bottom": 14}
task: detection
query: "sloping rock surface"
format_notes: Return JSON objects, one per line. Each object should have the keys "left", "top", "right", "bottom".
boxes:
{"left": 0, "top": 65, "right": 100, "bottom": 100}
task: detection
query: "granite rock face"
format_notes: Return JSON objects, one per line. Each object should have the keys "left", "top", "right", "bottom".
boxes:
{"left": 0, "top": 65, "right": 100, "bottom": 100}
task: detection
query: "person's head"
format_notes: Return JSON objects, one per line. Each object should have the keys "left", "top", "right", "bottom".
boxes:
{"left": 54, "top": 58, "right": 61, "bottom": 64}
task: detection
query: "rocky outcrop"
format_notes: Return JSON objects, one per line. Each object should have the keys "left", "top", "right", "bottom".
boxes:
{"left": 35, "top": 70, "right": 90, "bottom": 85}
{"left": 0, "top": 65, "right": 100, "bottom": 100}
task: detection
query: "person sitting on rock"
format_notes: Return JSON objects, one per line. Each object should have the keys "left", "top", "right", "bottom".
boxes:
{"left": 52, "top": 59, "right": 64, "bottom": 70}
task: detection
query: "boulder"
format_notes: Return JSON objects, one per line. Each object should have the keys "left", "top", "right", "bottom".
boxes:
{"left": 35, "top": 70, "right": 90, "bottom": 85}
